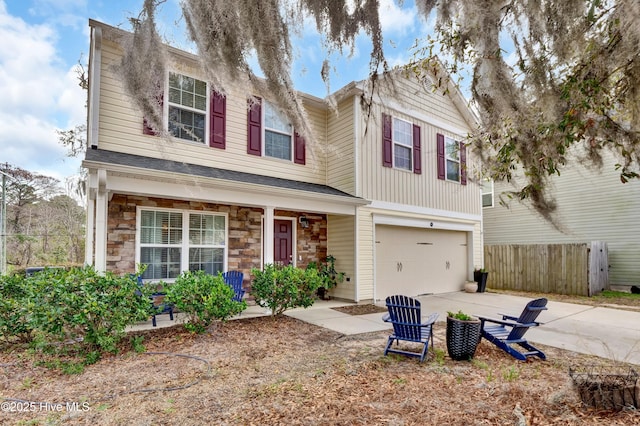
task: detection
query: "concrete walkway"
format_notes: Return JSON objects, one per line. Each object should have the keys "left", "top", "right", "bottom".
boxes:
{"left": 129, "top": 291, "right": 640, "bottom": 365}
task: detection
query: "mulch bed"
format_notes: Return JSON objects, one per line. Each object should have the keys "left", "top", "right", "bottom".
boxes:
{"left": 331, "top": 304, "right": 388, "bottom": 315}
{"left": 1, "top": 315, "right": 639, "bottom": 425}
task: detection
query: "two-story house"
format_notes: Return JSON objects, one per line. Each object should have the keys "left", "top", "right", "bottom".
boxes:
{"left": 83, "top": 19, "right": 482, "bottom": 303}
{"left": 483, "top": 148, "right": 640, "bottom": 290}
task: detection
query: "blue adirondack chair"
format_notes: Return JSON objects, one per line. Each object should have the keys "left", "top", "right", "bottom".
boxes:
{"left": 478, "top": 298, "right": 548, "bottom": 361}
{"left": 382, "top": 295, "right": 439, "bottom": 362}
{"left": 223, "top": 271, "right": 245, "bottom": 302}
{"left": 132, "top": 275, "right": 174, "bottom": 327}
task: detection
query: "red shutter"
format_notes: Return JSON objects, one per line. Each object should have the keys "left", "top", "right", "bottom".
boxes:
{"left": 294, "top": 132, "right": 306, "bottom": 165}
{"left": 210, "top": 91, "right": 226, "bottom": 149}
{"left": 143, "top": 92, "right": 164, "bottom": 136}
{"left": 437, "top": 133, "right": 445, "bottom": 180}
{"left": 143, "top": 119, "right": 156, "bottom": 136}
{"left": 247, "top": 97, "right": 262, "bottom": 156}
{"left": 460, "top": 141, "right": 467, "bottom": 185}
{"left": 382, "top": 113, "right": 392, "bottom": 167}
{"left": 412, "top": 124, "right": 421, "bottom": 174}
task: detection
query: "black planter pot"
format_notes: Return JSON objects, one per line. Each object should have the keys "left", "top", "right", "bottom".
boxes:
{"left": 446, "top": 316, "right": 482, "bottom": 361}
{"left": 474, "top": 271, "right": 489, "bottom": 293}
{"left": 317, "top": 287, "right": 330, "bottom": 300}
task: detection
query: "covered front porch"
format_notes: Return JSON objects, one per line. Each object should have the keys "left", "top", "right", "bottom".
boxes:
{"left": 83, "top": 149, "right": 369, "bottom": 301}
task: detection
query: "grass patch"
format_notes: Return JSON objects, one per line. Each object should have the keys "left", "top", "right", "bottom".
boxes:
{"left": 596, "top": 290, "right": 640, "bottom": 300}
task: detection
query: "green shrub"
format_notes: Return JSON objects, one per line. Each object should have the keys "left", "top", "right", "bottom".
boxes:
{"left": 447, "top": 310, "right": 474, "bottom": 321}
{"left": 27, "top": 266, "right": 151, "bottom": 363}
{"left": 250, "top": 264, "right": 323, "bottom": 316}
{"left": 164, "top": 270, "right": 247, "bottom": 333}
{"left": 0, "top": 273, "right": 34, "bottom": 343}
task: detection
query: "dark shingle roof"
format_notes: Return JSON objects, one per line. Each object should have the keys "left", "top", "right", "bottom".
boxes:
{"left": 84, "top": 148, "right": 360, "bottom": 199}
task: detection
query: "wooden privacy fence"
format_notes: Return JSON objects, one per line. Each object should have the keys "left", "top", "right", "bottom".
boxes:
{"left": 484, "top": 242, "right": 609, "bottom": 296}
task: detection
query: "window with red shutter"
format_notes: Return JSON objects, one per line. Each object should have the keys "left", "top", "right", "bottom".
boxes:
{"left": 384, "top": 114, "right": 421, "bottom": 173}
{"left": 438, "top": 133, "right": 466, "bottom": 184}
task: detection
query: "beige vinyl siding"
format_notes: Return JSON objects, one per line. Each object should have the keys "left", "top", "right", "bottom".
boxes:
{"left": 356, "top": 207, "right": 375, "bottom": 302}
{"left": 388, "top": 75, "right": 470, "bottom": 130}
{"left": 358, "top": 100, "right": 480, "bottom": 216}
{"left": 97, "top": 39, "right": 328, "bottom": 185}
{"left": 326, "top": 98, "right": 356, "bottom": 195}
{"left": 483, "top": 150, "right": 640, "bottom": 286}
{"left": 326, "top": 215, "right": 356, "bottom": 300}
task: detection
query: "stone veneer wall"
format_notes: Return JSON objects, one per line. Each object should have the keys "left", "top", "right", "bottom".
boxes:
{"left": 106, "top": 196, "right": 327, "bottom": 292}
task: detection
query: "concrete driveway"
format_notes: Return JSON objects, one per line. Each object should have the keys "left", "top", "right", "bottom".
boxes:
{"left": 415, "top": 292, "right": 640, "bottom": 365}
{"left": 286, "top": 291, "right": 640, "bottom": 365}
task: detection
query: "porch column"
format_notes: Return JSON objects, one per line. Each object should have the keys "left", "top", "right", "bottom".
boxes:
{"left": 263, "top": 206, "right": 275, "bottom": 265}
{"left": 94, "top": 169, "right": 108, "bottom": 273}
{"left": 84, "top": 190, "right": 95, "bottom": 266}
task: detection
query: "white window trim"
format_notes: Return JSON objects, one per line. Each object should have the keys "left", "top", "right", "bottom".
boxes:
{"left": 135, "top": 206, "right": 228, "bottom": 281}
{"left": 166, "top": 71, "right": 210, "bottom": 145}
{"left": 392, "top": 116, "right": 413, "bottom": 171}
{"left": 482, "top": 179, "right": 494, "bottom": 208}
{"left": 263, "top": 100, "right": 294, "bottom": 161}
{"left": 444, "top": 135, "right": 461, "bottom": 183}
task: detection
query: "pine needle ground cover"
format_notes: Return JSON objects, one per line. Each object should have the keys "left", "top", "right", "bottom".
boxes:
{"left": 1, "top": 314, "right": 638, "bottom": 425}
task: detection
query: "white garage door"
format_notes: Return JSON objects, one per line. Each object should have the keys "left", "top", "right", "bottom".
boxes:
{"left": 375, "top": 225, "right": 468, "bottom": 302}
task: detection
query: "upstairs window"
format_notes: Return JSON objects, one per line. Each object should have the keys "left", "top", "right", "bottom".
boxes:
{"left": 168, "top": 73, "right": 207, "bottom": 143}
{"left": 482, "top": 179, "right": 494, "bottom": 207}
{"left": 382, "top": 113, "right": 421, "bottom": 174}
{"left": 264, "top": 101, "right": 293, "bottom": 160}
{"left": 247, "top": 97, "right": 305, "bottom": 164}
{"left": 445, "top": 136, "right": 460, "bottom": 182}
{"left": 393, "top": 118, "right": 413, "bottom": 171}
{"left": 437, "top": 133, "right": 467, "bottom": 185}
{"left": 143, "top": 72, "right": 226, "bottom": 148}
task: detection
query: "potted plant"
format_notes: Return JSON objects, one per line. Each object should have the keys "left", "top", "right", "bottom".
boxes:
{"left": 307, "top": 255, "right": 344, "bottom": 300}
{"left": 446, "top": 310, "right": 482, "bottom": 361}
{"left": 464, "top": 280, "right": 477, "bottom": 293}
{"left": 474, "top": 267, "right": 489, "bottom": 293}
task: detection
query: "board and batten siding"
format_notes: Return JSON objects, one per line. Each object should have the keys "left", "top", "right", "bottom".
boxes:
{"left": 326, "top": 214, "right": 356, "bottom": 300}
{"left": 483, "top": 149, "right": 640, "bottom": 286}
{"left": 96, "top": 39, "right": 328, "bottom": 186}
{"left": 357, "top": 95, "right": 480, "bottom": 217}
{"left": 326, "top": 98, "right": 356, "bottom": 195}
{"left": 387, "top": 75, "right": 471, "bottom": 130}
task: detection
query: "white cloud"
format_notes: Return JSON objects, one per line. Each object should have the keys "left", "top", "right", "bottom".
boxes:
{"left": 0, "top": 1, "right": 85, "bottom": 179}
{"left": 0, "top": 113, "right": 81, "bottom": 181}
{"left": 379, "top": 0, "right": 416, "bottom": 36}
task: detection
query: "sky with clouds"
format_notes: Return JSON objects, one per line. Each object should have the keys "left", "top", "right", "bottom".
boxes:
{"left": 1, "top": 0, "right": 431, "bottom": 182}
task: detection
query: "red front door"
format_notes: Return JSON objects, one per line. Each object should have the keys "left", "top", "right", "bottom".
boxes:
{"left": 274, "top": 219, "right": 293, "bottom": 265}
